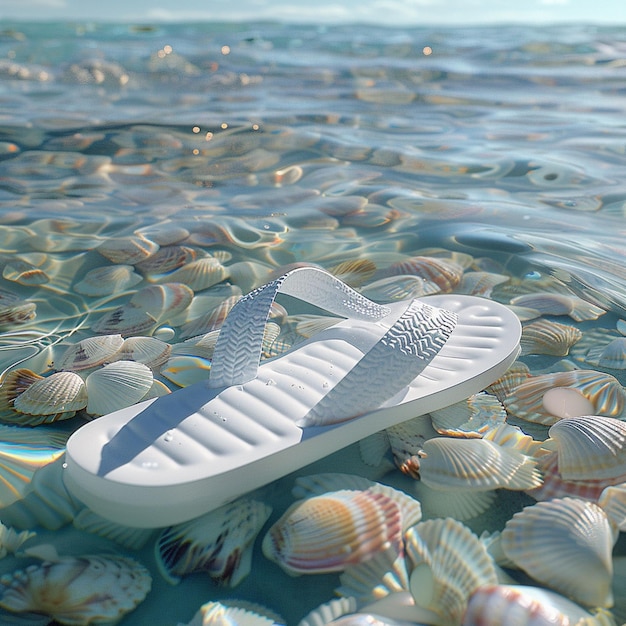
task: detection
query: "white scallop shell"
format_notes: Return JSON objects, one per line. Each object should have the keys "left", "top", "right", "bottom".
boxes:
{"left": 418, "top": 437, "right": 541, "bottom": 491}
{"left": 500, "top": 498, "right": 615, "bottom": 607}
{"left": 72, "top": 508, "right": 155, "bottom": 550}
{"left": 405, "top": 517, "right": 498, "bottom": 625}
{"left": 129, "top": 282, "right": 194, "bottom": 322}
{"left": 74, "top": 264, "right": 143, "bottom": 296}
{"left": 96, "top": 233, "right": 159, "bottom": 264}
{"left": 164, "top": 256, "right": 228, "bottom": 292}
{"left": 412, "top": 482, "right": 496, "bottom": 522}
{"left": 359, "top": 275, "right": 441, "bottom": 302}
{"left": 55, "top": 334, "right": 125, "bottom": 371}
{"left": 297, "top": 597, "right": 358, "bottom": 626}
{"left": 570, "top": 328, "right": 626, "bottom": 369}
{"left": 85, "top": 360, "right": 153, "bottom": 416}
{"left": 262, "top": 490, "right": 403, "bottom": 575}
{"left": 170, "top": 329, "right": 220, "bottom": 360}
{"left": 188, "top": 600, "right": 284, "bottom": 626}
{"left": 156, "top": 498, "right": 271, "bottom": 587}
{"left": 429, "top": 392, "right": 507, "bottom": 437}
{"left": 135, "top": 244, "right": 197, "bottom": 275}
{"left": 13, "top": 371, "right": 87, "bottom": 416}
{"left": 503, "top": 370, "right": 626, "bottom": 426}
{"left": 385, "top": 256, "right": 464, "bottom": 293}
{"left": 90, "top": 304, "right": 158, "bottom": 337}
{"left": 598, "top": 483, "right": 626, "bottom": 531}
{"left": 456, "top": 271, "right": 509, "bottom": 297}
{"left": 0, "top": 521, "right": 35, "bottom": 560}
{"left": 135, "top": 223, "right": 190, "bottom": 246}
{"left": 510, "top": 293, "right": 606, "bottom": 322}
{"left": 0, "top": 554, "right": 152, "bottom": 624}
{"left": 520, "top": 319, "right": 582, "bottom": 357}
{"left": 547, "top": 415, "right": 626, "bottom": 481}
{"left": 178, "top": 295, "right": 241, "bottom": 339}
{"left": 113, "top": 336, "right": 171, "bottom": 369}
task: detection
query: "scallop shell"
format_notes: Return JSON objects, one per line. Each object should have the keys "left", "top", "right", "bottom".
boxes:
{"left": 156, "top": 498, "right": 272, "bottom": 587}
{"left": 129, "top": 282, "right": 194, "bottom": 322}
{"left": 262, "top": 489, "right": 403, "bottom": 575}
{"left": 418, "top": 437, "right": 541, "bottom": 491}
{"left": 85, "top": 360, "right": 153, "bottom": 416}
{"left": 135, "top": 223, "right": 190, "bottom": 246}
{"left": 510, "top": 293, "right": 606, "bottom": 322}
{"left": 72, "top": 508, "right": 155, "bottom": 550}
{"left": 297, "top": 597, "right": 358, "bottom": 626}
{"left": 520, "top": 319, "right": 582, "bottom": 357}
{"left": 429, "top": 392, "right": 507, "bottom": 437}
{"left": 13, "top": 371, "right": 87, "bottom": 416}
{"left": 178, "top": 294, "right": 241, "bottom": 339}
{"left": 74, "top": 264, "right": 143, "bottom": 296}
{"left": 385, "top": 415, "right": 439, "bottom": 478}
{"left": 462, "top": 584, "right": 593, "bottom": 626}
{"left": 2, "top": 258, "right": 48, "bottom": 285}
{"left": 160, "top": 355, "right": 211, "bottom": 387}
{"left": 456, "top": 271, "right": 509, "bottom": 297}
{"left": 96, "top": 233, "right": 159, "bottom": 264}
{"left": 0, "top": 554, "right": 152, "bottom": 624}
{"left": 385, "top": 256, "right": 464, "bottom": 293}
{"left": 598, "top": 483, "right": 626, "bottom": 531}
{"left": 329, "top": 259, "right": 377, "bottom": 287}
{"left": 412, "top": 482, "right": 496, "bottom": 521}
{"left": 485, "top": 361, "right": 531, "bottom": 403}
{"left": 503, "top": 369, "right": 626, "bottom": 426}
{"left": 0, "top": 522, "right": 35, "bottom": 560}
{"left": 113, "top": 336, "right": 171, "bottom": 369}
{"left": 572, "top": 330, "right": 626, "bottom": 370}
{"left": 190, "top": 600, "right": 285, "bottom": 626}
{"left": 405, "top": 518, "right": 498, "bottom": 626}
{"left": 547, "top": 415, "right": 626, "bottom": 481}
{"left": 359, "top": 275, "right": 441, "bottom": 302}
{"left": 164, "top": 256, "right": 228, "bottom": 292}
{"left": 135, "top": 244, "right": 198, "bottom": 275}
{"left": 55, "top": 334, "right": 125, "bottom": 371}
{"left": 90, "top": 304, "right": 158, "bottom": 337}
{"left": 500, "top": 498, "right": 615, "bottom": 607}
{"left": 0, "top": 290, "right": 36, "bottom": 328}
{"left": 170, "top": 330, "right": 220, "bottom": 360}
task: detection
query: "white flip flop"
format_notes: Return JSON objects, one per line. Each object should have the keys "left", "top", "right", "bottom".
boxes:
{"left": 63, "top": 267, "right": 521, "bottom": 528}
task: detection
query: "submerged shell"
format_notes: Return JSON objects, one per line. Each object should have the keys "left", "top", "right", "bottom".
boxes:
{"left": 129, "top": 282, "right": 194, "bottom": 322}
{"left": 113, "top": 336, "right": 171, "bottom": 369}
{"left": 90, "top": 304, "right": 158, "bottom": 337}
{"left": 598, "top": 483, "right": 626, "bottom": 531}
{"left": 0, "top": 554, "right": 152, "bottom": 624}
{"left": 520, "top": 319, "right": 582, "bottom": 357}
{"left": 262, "top": 489, "right": 403, "bottom": 575}
{"left": 156, "top": 498, "right": 271, "bottom": 587}
{"left": 510, "top": 293, "right": 606, "bottom": 322}
{"left": 135, "top": 244, "right": 197, "bottom": 275}
{"left": 429, "top": 392, "right": 507, "bottom": 437}
{"left": 13, "top": 371, "right": 87, "bottom": 416}
{"left": 74, "top": 264, "right": 143, "bottom": 296}
{"left": 72, "top": 508, "right": 155, "bottom": 551}
{"left": 456, "top": 271, "right": 509, "bottom": 297}
{"left": 55, "top": 334, "right": 125, "bottom": 372}
{"left": 503, "top": 369, "right": 626, "bottom": 426}
{"left": 500, "top": 498, "right": 615, "bottom": 607}
{"left": 160, "top": 355, "right": 211, "bottom": 387}
{"left": 359, "top": 275, "right": 441, "bottom": 302}
{"left": 385, "top": 256, "right": 464, "bottom": 293}
{"left": 164, "top": 256, "right": 228, "bottom": 292}
{"left": 190, "top": 600, "right": 285, "bottom": 626}
{"left": 547, "top": 415, "right": 626, "bottom": 481}
{"left": 418, "top": 437, "right": 541, "bottom": 491}
{"left": 96, "top": 233, "right": 159, "bottom": 264}
{"left": 85, "top": 360, "right": 153, "bottom": 416}
{"left": 405, "top": 518, "right": 498, "bottom": 626}
{"left": 178, "top": 295, "right": 241, "bottom": 339}
{"left": 571, "top": 330, "right": 626, "bottom": 370}
{"left": 329, "top": 259, "right": 377, "bottom": 287}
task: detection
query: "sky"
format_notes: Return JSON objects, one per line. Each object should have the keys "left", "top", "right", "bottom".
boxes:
{"left": 1, "top": 0, "right": 626, "bottom": 26}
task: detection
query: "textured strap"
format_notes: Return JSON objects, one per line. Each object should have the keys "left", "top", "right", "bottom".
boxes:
{"left": 209, "top": 266, "right": 391, "bottom": 388}
{"left": 302, "top": 301, "right": 458, "bottom": 425}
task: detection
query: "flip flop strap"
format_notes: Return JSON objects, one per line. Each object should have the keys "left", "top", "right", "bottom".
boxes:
{"left": 209, "top": 266, "right": 391, "bottom": 388}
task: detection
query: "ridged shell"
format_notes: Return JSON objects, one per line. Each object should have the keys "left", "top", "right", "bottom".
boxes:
{"left": 572, "top": 331, "right": 626, "bottom": 370}
{"left": 85, "top": 360, "right": 153, "bottom": 416}
{"left": 262, "top": 490, "right": 403, "bottom": 575}
{"left": 113, "top": 336, "right": 171, "bottom": 369}
{"left": 164, "top": 256, "right": 228, "bottom": 292}
{"left": 2, "top": 258, "right": 48, "bottom": 285}
{"left": 456, "top": 271, "right": 509, "bottom": 297}
{"left": 520, "top": 319, "right": 582, "bottom": 356}
{"left": 329, "top": 259, "right": 377, "bottom": 287}
{"left": 386, "top": 415, "right": 439, "bottom": 478}
{"left": 160, "top": 355, "right": 211, "bottom": 387}
{"left": 405, "top": 518, "right": 498, "bottom": 626}
{"left": 90, "top": 304, "right": 158, "bottom": 337}
{"left": 359, "top": 275, "right": 441, "bottom": 302}
{"left": 0, "top": 554, "right": 151, "bottom": 624}
{"left": 412, "top": 481, "right": 496, "bottom": 521}
{"left": 0, "top": 290, "right": 36, "bottom": 328}
{"left": 135, "top": 244, "right": 197, "bottom": 275}
{"left": 429, "top": 392, "right": 507, "bottom": 437}
{"left": 503, "top": 370, "right": 626, "bottom": 426}
{"left": 135, "top": 224, "right": 190, "bottom": 246}
{"left": 510, "top": 293, "right": 606, "bottom": 322}
{"left": 418, "top": 437, "right": 541, "bottom": 491}
{"left": 74, "top": 264, "right": 143, "bottom": 296}
{"left": 191, "top": 600, "right": 285, "bottom": 626}
{"left": 96, "top": 233, "right": 159, "bottom": 264}
{"left": 485, "top": 361, "right": 531, "bottom": 403}
{"left": 170, "top": 329, "right": 220, "bottom": 359}
{"left": 297, "top": 597, "right": 358, "bottom": 626}
{"left": 156, "top": 498, "right": 272, "bottom": 587}
{"left": 462, "top": 584, "right": 593, "bottom": 626}
{"left": 547, "top": 415, "right": 626, "bottom": 481}
{"left": 0, "top": 521, "right": 35, "bottom": 560}
{"left": 500, "top": 498, "right": 615, "bottom": 607}
{"left": 72, "top": 508, "right": 155, "bottom": 550}
{"left": 385, "top": 256, "right": 464, "bottom": 293}
{"left": 598, "top": 483, "right": 626, "bottom": 531}
{"left": 178, "top": 295, "right": 241, "bottom": 339}
{"left": 13, "top": 371, "right": 87, "bottom": 416}
{"left": 55, "top": 334, "right": 125, "bottom": 371}
{"left": 129, "top": 282, "right": 194, "bottom": 322}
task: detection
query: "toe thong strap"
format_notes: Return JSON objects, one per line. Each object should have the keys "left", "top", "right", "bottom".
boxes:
{"left": 209, "top": 266, "right": 391, "bottom": 388}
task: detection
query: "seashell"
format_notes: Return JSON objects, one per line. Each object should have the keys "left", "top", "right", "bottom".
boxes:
{"left": 160, "top": 355, "right": 211, "bottom": 387}
{"left": 74, "top": 264, "right": 143, "bottom": 296}
{"left": 297, "top": 597, "right": 358, "bottom": 626}
{"left": 462, "top": 584, "right": 596, "bottom": 626}
{"left": 0, "top": 425, "right": 67, "bottom": 508}
{"left": 141, "top": 379, "right": 172, "bottom": 400}
{"left": 170, "top": 329, "right": 220, "bottom": 360}
{"left": 135, "top": 223, "right": 190, "bottom": 246}
{"left": 329, "top": 259, "right": 377, "bottom": 287}
{"left": 0, "top": 521, "right": 35, "bottom": 560}
{"left": 385, "top": 416, "right": 439, "bottom": 478}
{"left": 0, "top": 554, "right": 152, "bottom": 624}
{"left": 179, "top": 294, "right": 241, "bottom": 339}
{"left": 90, "top": 303, "right": 158, "bottom": 337}
{"left": 129, "top": 282, "right": 194, "bottom": 322}
{"left": 85, "top": 360, "right": 153, "bottom": 416}
{"left": 510, "top": 293, "right": 606, "bottom": 322}
{"left": 418, "top": 437, "right": 541, "bottom": 491}
{"left": 96, "top": 233, "right": 159, "bottom": 264}
{"left": 292, "top": 314, "right": 343, "bottom": 339}
{"left": 188, "top": 600, "right": 285, "bottom": 626}
{"left": 72, "top": 508, "right": 155, "bottom": 550}
{"left": 485, "top": 361, "right": 531, "bottom": 402}
{"left": 262, "top": 489, "right": 403, "bottom": 575}
{"left": 113, "top": 336, "right": 171, "bottom": 369}
{"left": 412, "top": 482, "right": 496, "bottom": 521}
{"left": 456, "top": 271, "right": 509, "bottom": 297}
{"left": 500, "top": 498, "right": 615, "bottom": 607}
{"left": 55, "top": 334, "right": 125, "bottom": 372}
{"left": 135, "top": 244, "right": 198, "bottom": 275}
{"left": 156, "top": 498, "right": 271, "bottom": 587}
{"left": 0, "top": 290, "right": 36, "bottom": 328}
{"left": 571, "top": 330, "right": 626, "bottom": 370}
{"left": 163, "top": 256, "right": 228, "bottom": 292}
{"left": 226, "top": 260, "right": 274, "bottom": 294}
{"left": 359, "top": 275, "right": 441, "bottom": 302}
{"left": 482, "top": 422, "right": 547, "bottom": 457}
{"left": 429, "top": 392, "right": 507, "bottom": 437}
{"left": 384, "top": 256, "right": 464, "bottom": 293}
{"left": 547, "top": 415, "right": 626, "bottom": 481}
{"left": 503, "top": 369, "right": 626, "bottom": 426}
{"left": 405, "top": 517, "right": 498, "bottom": 626}
{"left": 2, "top": 258, "right": 48, "bottom": 285}
{"left": 520, "top": 319, "right": 582, "bottom": 357}
{"left": 598, "top": 483, "right": 626, "bottom": 531}
{"left": 13, "top": 371, "right": 87, "bottom": 417}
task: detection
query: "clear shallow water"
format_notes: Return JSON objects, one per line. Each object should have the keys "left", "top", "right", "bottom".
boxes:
{"left": 0, "top": 20, "right": 625, "bottom": 625}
